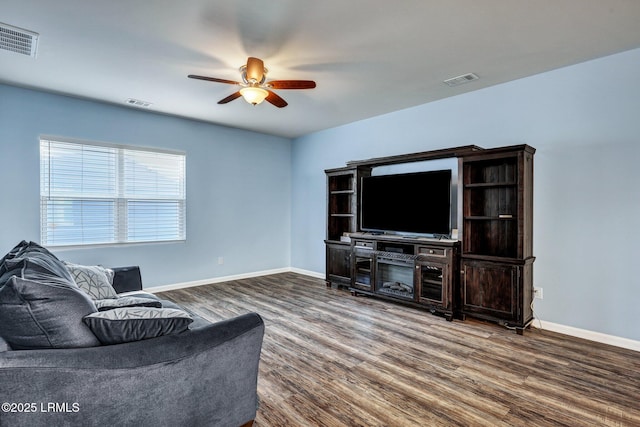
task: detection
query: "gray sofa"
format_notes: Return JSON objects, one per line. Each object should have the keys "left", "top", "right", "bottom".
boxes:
{"left": 0, "top": 242, "right": 264, "bottom": 427}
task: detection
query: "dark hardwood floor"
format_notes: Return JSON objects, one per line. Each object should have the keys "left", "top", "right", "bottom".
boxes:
{"left": 157, "top": 272, "right": 640, "bottom": 427}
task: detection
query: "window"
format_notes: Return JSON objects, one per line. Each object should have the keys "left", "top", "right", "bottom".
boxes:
{"left": 40, "top": 138, "right": 186, "bottom": 247}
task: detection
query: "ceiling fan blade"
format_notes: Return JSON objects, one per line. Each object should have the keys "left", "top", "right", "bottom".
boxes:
{"left": 268, "top": 80, "right": 316, "bottom": 90}
{"left": 188, "top": 75, "right": 241, "bottom": 85}
{"left": 265, "top": 90, "right": 288, "bottom": 108}
{"left": 218, "top": 92, "right": 242, "bottom": 104}
{"left": 245, "top": 57, "right": 265, "bottom": 82}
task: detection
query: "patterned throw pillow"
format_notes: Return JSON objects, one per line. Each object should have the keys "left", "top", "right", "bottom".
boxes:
{"left": 83, "top": 307, "right": 193, "bottom": 345}
{"left": 64, "top": 262, "right": 117, "bottom": 300}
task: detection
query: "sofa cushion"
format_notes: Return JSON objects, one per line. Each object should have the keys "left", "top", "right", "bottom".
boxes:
{"left": 83, "top": 307, "right": 193, "bottom": 345}
{"left": 64, "top": 262, "right": 118, "bottom": 300}
{"left": 0, "top": 240, "right": 75, "bottom": 288}
{"left": 111, "top": 266, "right": 143, "bottom": 293}
{"left": 0, "top": 276, "right": 101, "bottom": 349}
{"left": 95, "top": 296, "right": 162, "bottom": 311}
{"left": 0, "top": 241, "right": 100, "bottom": 349}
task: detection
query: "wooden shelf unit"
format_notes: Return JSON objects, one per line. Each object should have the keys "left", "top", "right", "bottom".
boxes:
{"left": 460, "top": 145, "right": 535, "bottom": 334}
{"left": 325, "top": 166, "right": 371, "bottom": 287}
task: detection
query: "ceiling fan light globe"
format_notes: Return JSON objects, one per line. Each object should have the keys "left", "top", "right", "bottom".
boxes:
{"left": 240, "top": 87, "right": 269, "bottom": 105}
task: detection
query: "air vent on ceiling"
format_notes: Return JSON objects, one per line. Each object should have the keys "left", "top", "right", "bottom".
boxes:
{"left": 0, "top": 22, "right": 39, "bottom": 57}
{"left": 443, "top": 73, "right": 479, "bottom": 87}
{"left": 125, "top": 98, "right": 153, "bottom": 108}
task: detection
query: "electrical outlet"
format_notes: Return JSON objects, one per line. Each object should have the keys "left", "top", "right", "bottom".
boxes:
{"left": 217, "top": 257, "right": 224, "bottom": 265}
{"left": 534, "top": 287, "right": 543, "bottom": 300}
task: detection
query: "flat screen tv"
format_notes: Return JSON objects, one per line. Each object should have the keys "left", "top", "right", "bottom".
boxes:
{"left": 360, "top": 169, "right": 451, "bottom": 236}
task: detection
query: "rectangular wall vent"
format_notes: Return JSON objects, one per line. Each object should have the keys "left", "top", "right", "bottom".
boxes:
{"left": 126, "top": 98, "right": 153, "bottom": 108}
{"left": 444, "top": 73, "right": 479, "bottom": 87}
{"left": 0, "top": 22, "right": 39, "bottom": 57}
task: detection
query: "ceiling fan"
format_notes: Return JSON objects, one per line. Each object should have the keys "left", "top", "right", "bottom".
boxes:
{"left": 188, "top": 57, "right": 316, "bottom": 108}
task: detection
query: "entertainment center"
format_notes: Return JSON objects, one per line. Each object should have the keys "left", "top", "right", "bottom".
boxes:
{"left": 325, "top": 144, "right": 535, "bottom": 334}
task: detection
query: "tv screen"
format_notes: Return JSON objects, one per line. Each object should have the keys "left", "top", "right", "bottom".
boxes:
{"left": 360, "top": 170, "right": 451, "bottom": 236}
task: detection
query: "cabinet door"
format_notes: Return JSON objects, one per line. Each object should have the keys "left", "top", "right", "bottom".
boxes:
{"left": 326, "top": 244, "right": 352, "bottom": 286}
{"left": 416, "top": 260, "right": 448, "bottom": 308}
{"left": 462, "top": 260, "right": 519, "bottom": 322}
{"left": 352, "top": 249, "right": 374, "bottom": 291}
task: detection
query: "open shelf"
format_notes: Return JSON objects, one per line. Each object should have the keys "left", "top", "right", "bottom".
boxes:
{"left": 464, "top": 186, "right": 517, "bottom": 218}
{"left": 464, "top": 158, "right": 517, "bottom": 186}
{"left": 325, "top": 167, "right": 371, "bottom": 243}
{"left": 329, "top": 174, "right": 354, "bottom": 193}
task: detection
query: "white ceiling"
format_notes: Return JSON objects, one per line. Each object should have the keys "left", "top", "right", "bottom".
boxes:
{"left": 2, "top": 0, "right": 640, "bottom": 139}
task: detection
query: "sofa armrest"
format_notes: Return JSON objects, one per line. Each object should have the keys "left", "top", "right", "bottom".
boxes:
{"left": 0, "top": 312, "right": 265, "bottom": 427}
{"left": 111, "top": 266, "right": 143, "bottom": 293}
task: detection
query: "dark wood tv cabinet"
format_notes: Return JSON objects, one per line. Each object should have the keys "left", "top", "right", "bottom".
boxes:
{"left": 325, "top": 144, "right": 535, "bottom": 334}
{"left": 349, "top": 233, "right": 459, "bottom": 321}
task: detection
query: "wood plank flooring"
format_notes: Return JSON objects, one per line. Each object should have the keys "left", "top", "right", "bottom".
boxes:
{"left": 157, "top": 272, "right": 640, "bottom": 427}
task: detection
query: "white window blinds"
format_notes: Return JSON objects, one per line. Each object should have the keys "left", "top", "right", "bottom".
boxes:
{"left": 40, "top": 139, "right": 186, "bottom": 247}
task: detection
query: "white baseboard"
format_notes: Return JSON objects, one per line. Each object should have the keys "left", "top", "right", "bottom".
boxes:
{"left": 146, "top": 269, "right": 639, "bottom": 353}
{"left": 148, "top": 267, "right": 325, "bottom": 293}
{"left": 533, "top": 320, "right": 640, "bottom": 352}
{"left": 289, "top": 267, "right": 325, "bottom": 279}
{"left": 146, "top": 267, "right": 291, "bottom": 293}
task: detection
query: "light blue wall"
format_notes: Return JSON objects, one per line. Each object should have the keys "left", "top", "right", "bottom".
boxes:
{"left": 2, "top": 47, "right": 639, "bottom": 342}
{"left": 291, "top": 48, "right": 640, "bottom": 342}
{"left": 0, "top": 84, "right": 292, "bottom": 287}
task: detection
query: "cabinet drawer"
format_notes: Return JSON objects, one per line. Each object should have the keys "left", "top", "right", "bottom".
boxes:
{"left": 417, "top": 247, "right": 446, "bottom": 257}
{"left": 354, "top": 240, "right": 375, "bottom": 249}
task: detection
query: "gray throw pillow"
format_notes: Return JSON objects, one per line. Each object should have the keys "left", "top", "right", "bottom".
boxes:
{"left": 64, "top": 262, "right": 118, "bottom": 300}
{"left": 94, "top": 296, "right": 162, "bottom": 311}
{"left": 0, "top": 241, "right": 101, "bottom": 349}
{"left": 83, "top": 307, "right": 193, "bottom": 345}
{"left": 0, "top": 276, "right": 100, "bottom": 349}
